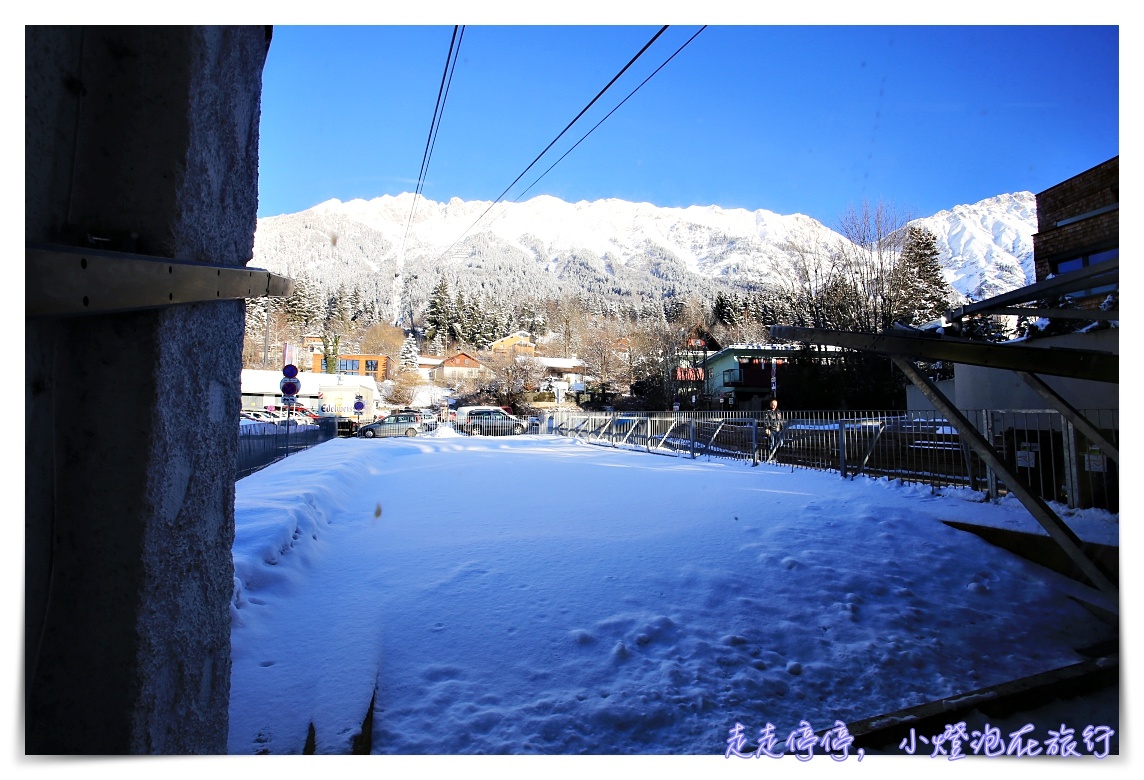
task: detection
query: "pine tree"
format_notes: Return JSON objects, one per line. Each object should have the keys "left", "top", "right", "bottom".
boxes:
{"left": 961, "top": 313, "right": 1009, "bottom": 343}
{"left": 713, "top": 291, "right": 742, "bottom": 327}
{"left": 399, "top": 334, "right": 420, "bottom": 371}
{"left": 282, "top": 276, "right": 324, "bottom": 334}
{"left": 893, "top": 226, "right": 952, "bottom": 326}
{"left": 424, "top": 277, "right": 454, "bottom": 346}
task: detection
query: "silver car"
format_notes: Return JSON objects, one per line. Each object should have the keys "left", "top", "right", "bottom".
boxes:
{"left": 358, "top": 412, "right": 423, "bottom": 439}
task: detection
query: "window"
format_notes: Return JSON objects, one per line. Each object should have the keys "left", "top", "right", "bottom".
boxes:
{"left": 365, "top": 360, "right": 378, "bottom": 373}
{"left": 338, "top": 359, "right": 360, "bottom": 373}
{"left": 1053, "top": 247, "right": 1117, "bottom": 299}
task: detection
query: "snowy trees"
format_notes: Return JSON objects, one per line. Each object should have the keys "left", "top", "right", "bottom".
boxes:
{"left": 282, "top": 276, "right": 325, "bottom": 335}
{"left": 892, "top": 226, "right": 953, "bottom": 327}
{"left": 423, "top": 277, "right": 456, "bottom": 354}
{"left": 399, "top": 334, "right": 420, "bottom": 372}
{"left": 320, "top": 334, "right": 341, "bottom": 374}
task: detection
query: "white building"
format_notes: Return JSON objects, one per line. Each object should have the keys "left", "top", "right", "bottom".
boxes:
{"left": 240, "top": 368, "right": 383, "bottom": 417}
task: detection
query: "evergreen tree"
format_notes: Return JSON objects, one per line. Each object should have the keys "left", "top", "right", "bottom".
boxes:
{"left": 453, "top": 290, "right": 468, "bottom": 346}
{"left": 282, "top": 275, "right": 324, "bottom": 334}
{"left": 399, "top": 334, "right": 420, "bottom": 372}
{"left": 713, "top": 291, "right": 742, "bottom": 327}
{"left": 961, "top": 313, "right": 1009, "bottom": 343}
{"left": 1022, "top": 294, "right": 1085, "bottom": 339}
{"left": 424, "top": 277, "right": 454, "bottom": 346}
{"left": 893, "top": 226, "right": 952, "bottom": 326}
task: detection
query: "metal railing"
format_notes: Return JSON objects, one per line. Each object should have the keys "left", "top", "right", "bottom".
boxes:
{"left": 547, "top": 409, "right": 1119, "bottom": 512}
{"left": 236, "top": 417, "right": 341, "bottom": 480}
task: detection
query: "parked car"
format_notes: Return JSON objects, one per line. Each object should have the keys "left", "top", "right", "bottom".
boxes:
{"left": 418, "top": 411, "right": 438, "bottom": 431}
{"left": 278, "top": 404, "right": 322, "bottom": 420}
{"left": 358, "top": 412, "right": 423, "bottom": 439}
{"left": 458, "top": 408, "right": 527, "bottom": 436}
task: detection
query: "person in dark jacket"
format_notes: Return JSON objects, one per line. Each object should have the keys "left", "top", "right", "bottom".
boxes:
{"left": 761, "top": 397, "right": 783, "bottom": 460}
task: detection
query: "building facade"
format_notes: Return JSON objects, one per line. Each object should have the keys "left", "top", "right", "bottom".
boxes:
{"left": 1032, "top": 156, "right": 1118, "bottom": 305}
{"left": 311, "top": 352, "right": 392, "bottom": 383}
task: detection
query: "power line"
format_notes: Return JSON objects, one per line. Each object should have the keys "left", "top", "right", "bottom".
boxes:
{"left": 393, "top": 25, "right": 465, "bottom": 326}
{"left": 507, "top": 26, "right": 707, "bottom": 209}
{"left": 437, "top": 26, "right": 670, "bottom": 261}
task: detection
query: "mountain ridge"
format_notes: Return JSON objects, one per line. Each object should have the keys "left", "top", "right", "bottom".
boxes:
{"left": 253, "top": 190, "right": 1038, "bottom": 319}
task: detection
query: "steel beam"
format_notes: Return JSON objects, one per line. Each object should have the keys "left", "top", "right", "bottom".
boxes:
{"left": 892, "top": 356, "right": 1118, "bottom": 601}
{"left": 945, "top": 256, "right": 1117, "bottom": 322}
{"left": 26, "top": 244, "right": 294, "bottom": 317}
{"left": 1015, "top": 371, "right": 1118, "bottom": 464}
{"left": 769, "top": 325, "right": 1117, "bottom": 383}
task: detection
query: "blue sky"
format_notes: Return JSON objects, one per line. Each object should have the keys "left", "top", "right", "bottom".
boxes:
{"left": 256, "top": 24, "right": 1119, "bottom": 228}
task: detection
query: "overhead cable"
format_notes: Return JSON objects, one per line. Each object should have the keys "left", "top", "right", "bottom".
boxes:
{"left": 440, "top": 25, "right": 670, "bottom": 257}
{"left": 508, "top": 26, "right": 707, "bottom": 207}
{"left": 393, "top": 25, "right": 465, "bottom": 325}
{"left": 401, "top": 25, "right": 465, "bottom": 252}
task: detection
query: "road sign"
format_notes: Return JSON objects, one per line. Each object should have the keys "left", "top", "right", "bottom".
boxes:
{"left": 282, "top": 395, "right": 297, "bottom": 405}
{"left": 280, "top": 377, "right": 301, "bottom": 396}
{"left": 283, "top": 363, "right": 299, "bottom": 379}
{"left": 353, "top": 400, "right": 365, "bottom": 412}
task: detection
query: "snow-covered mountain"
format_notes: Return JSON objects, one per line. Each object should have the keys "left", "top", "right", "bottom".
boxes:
{"left": 913, "top": 191, "right": 1037, "bottom": 302}
{"left": 252, "top": 190, "right": 1037, "bottom": 316}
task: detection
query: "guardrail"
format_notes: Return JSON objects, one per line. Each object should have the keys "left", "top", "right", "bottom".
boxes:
{"left": 547, "top": 409, "right": 1118, "bottom": 512}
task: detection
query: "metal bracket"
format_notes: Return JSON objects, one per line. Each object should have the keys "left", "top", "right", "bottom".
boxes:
{"left": 26, "top": 243, "right": 294, "bottom": 317}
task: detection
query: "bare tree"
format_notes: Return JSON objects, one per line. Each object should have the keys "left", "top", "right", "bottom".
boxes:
{"left": 485, "top": 352, "right": 544, "bottom": 408}
{"left": 361, "top": 322, "right": 406, "bottom": 360}
{"left": 386, "top": 371, "right": 419, "bottom": 407}
{"left": 544, "top": 293, "right": 586, "bottom": 359}
{"left": 627, "top": 318, "right": 686, "bottom": 408}
{"left": 578, "top": 318, "right": 622, "bottom": 395}
{"left": 777, "top": 222, "right": 844, "bottom": 329}
{"left": 834, "top": 200, "right": 911, "bottom": 332}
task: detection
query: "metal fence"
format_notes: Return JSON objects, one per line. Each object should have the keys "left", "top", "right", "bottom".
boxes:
{"left": 236, "top": 418, "right": 341, "bottom": 480}
{"left": 547, "top": 409, "right": 1119, "bottom": 512}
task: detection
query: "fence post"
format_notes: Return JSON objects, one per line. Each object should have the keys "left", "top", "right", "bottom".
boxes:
{"left": 1062, "top": 419, "right": 1081, "bottom": 509}
{"left": 689, "top": 420, "right": 696, "bottom": 459}
{"left": 837, "top": 419, "right": 847, "bottom": 477}
{"left": 984, "top": 411, "right": 998, "bottom": 499}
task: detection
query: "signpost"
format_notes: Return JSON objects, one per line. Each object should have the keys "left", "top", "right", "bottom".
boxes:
{"left": 280, "top": 377, "right": 300, "bottom": 405}
{"left": 281, "top": 365, "right": 299, "bottom": 450}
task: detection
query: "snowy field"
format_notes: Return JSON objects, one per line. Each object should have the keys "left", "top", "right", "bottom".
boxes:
{"left": 228, "top": 427, "right": 1119, "bottom": 757}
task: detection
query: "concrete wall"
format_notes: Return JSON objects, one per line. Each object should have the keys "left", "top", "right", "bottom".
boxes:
{"left": 953, "top": 329, "right": 1118, "bottom": 412}
{"left": 26, "top": 26, "right": 271, "bottom": 754}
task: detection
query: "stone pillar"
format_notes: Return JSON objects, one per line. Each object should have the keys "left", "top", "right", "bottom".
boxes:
{"left": 25, "top": 25, "right": 271, "bottom": 754}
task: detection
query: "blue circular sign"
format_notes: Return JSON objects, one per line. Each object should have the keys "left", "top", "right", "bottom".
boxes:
{"left": 353, "top": 401, "right": 365, "bottom": 412}
{"left": 282, "top": 364, "right": 299, "bottom": 379}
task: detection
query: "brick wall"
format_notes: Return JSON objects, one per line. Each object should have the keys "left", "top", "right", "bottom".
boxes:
{"left": 1032, "top": 156, "right": 1118, "bottom": 282}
